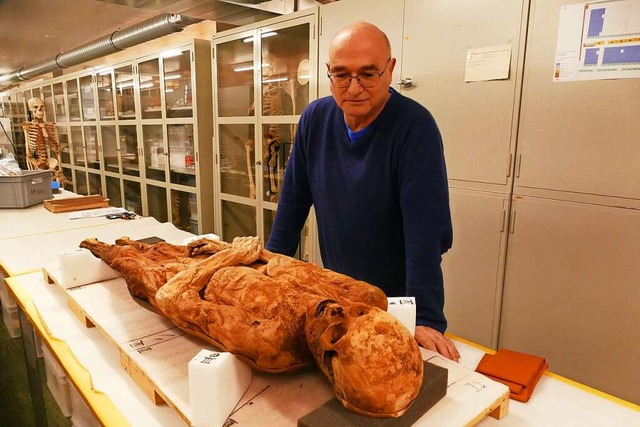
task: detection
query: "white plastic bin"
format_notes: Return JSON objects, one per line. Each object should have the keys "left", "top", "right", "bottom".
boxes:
{"left": 0, "top": 170, "right": 52, "bottom": 208}
{"left": 42, "top": 345, "right": 72, "bottom": 417}
{"left": 0, "top": 277, "right": 17, "bottom": 309}
{"left": 70, "top": 383, "right": 100, "bottom": 427}
{"left": 33, "top": 326, "right": 44, "bottom": 358}
{"left": 1, "top": 302, "right": 20, "bottom": 338}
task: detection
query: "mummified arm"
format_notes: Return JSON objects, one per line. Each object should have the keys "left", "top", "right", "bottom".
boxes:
{"left": 80, "top": 238, "right": 195, "bottom": 313}
{"left": 155, "top": 236, "right": 263, "bottom": 313}
{"left": 154, "top": 237, "right": 314, "bottom": 371}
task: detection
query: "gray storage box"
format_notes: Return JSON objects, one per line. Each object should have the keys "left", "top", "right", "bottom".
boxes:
{"left": 0, "top": 170, "right": 52, "bottom": 208}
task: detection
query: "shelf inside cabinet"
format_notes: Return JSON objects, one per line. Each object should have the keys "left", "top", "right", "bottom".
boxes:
{"left": 170, "top": 167, "right": 196, "bottom": 175}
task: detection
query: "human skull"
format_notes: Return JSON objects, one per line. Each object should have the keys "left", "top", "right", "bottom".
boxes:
{"left": 28, "top": 97, "right": 46, "bottom": 121}
{"left": 305, "top": 299, "right": 423, "bottom": 417}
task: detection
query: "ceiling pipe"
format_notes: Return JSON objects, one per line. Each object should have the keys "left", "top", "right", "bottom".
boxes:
{"left": 0, "top": 13, "right": 199, "bottom": 88}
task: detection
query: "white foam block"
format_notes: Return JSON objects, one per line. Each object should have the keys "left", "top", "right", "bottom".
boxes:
{"left": 188, "top": 349, "right": 252, "bottom": 427}
{"left": 181, "top": 233, "right": 220, "bottom": 245}
{"left": 58, "top": 248, "right": 121, "bottom": 289}
{"left": 387, "top": 297, "right": 417, "bottom": 336}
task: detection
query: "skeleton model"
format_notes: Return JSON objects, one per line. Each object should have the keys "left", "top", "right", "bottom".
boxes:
{"left": 244, "top": 86, "right": 283, "bottom": 201}
{"left": 243, "top": 62, "right": 297, "bottom": 202}
{"left": 245, "top": 138, "right": 256, "bottom": 199}
{"left": 262, "top": 83, "right": 287, "bottom": 202}
{"left": 264, "top": 132, "right": 280, "bottom": 200}
{"left": 22, "top": 97, "right": 64, "bottom": 185}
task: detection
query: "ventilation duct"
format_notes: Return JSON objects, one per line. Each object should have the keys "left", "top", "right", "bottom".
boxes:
{"left": 0, "top": 13, "right": 198, "bottom": 87}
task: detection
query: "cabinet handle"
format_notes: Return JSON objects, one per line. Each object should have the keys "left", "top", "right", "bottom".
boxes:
{"left": 256, "top": 161, "right": 262, "bottom": 166}
{"left": 396, "top": 78, "right": 414, "bottom": 88}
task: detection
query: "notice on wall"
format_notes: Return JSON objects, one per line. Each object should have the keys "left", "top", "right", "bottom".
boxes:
{"left": 464, "top": 44, "right": 512, "bottom": 82}
{"left": 554, "top": 0, "right": 640, "bottom": 82}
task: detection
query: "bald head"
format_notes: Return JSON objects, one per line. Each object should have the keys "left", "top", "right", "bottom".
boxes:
{"left": 329, "top": 22, "right": 391, "bottom": 60}
{"left": 326, "top": 22, "right": 396, "bottom": 131}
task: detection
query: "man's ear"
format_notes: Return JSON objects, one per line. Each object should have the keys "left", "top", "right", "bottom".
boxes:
{"left": 388, "top": 57, "right": 397, "bottom": 74}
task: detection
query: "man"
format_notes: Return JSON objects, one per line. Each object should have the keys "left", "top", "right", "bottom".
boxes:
{"left": 267, "top": 22, "right": 459, "bottom": 361}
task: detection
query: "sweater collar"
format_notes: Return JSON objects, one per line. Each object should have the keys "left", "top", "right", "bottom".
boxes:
{"left": 344, "top": 87, "right": 397, "bottom": 143}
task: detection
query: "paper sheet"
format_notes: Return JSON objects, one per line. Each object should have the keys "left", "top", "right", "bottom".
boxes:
{"left": 554, "top": 0, "right": 640, "bottom": 81}
{"left": 69, "top": 207, "right": 128, "bottom": 219}
{"left": 465, "top": 44, "right": 512, "bottom": 82}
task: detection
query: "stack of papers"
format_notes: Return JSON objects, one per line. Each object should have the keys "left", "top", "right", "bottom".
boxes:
{"left": 69, "top": 207, "right": 128, "bottom": 220}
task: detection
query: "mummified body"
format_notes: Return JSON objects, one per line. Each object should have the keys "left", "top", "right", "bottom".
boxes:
{"left": 79, "top": 236, "right": 423, "bottom": 417}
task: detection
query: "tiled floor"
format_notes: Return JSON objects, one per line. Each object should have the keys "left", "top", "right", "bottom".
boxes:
{"left": 0, "top": 305, "right": 71, "bottom": 427}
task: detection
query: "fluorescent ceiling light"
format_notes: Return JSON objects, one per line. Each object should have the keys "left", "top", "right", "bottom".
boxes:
{"left": 161, "top": 49, "right": 183, "bottom": 58}
{"left": 140, "top": 83, "right": 154, "bottom": 89}
{"left": 233, "top": 63, "right": 270, "bottom": 72}
{"left": 262, "top": 77, "right": 288, "bottom": 83}
{"left": 97, "top": 67, "right": 113, "bottom": 75}
{"left": 164, "top": 74, "right": 182, "bottom": 80}
{"left": 243, "top": 31, "right": 277, "bottom": 43}
{"left": 234, "top": 65, "right": 254, "bottom": 72}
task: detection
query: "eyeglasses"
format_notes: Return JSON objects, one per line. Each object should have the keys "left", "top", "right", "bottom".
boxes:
{"left": 327, "top": 57, "right": 392, "bottom": 88}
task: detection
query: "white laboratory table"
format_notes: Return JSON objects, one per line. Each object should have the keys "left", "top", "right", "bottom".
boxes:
{"left": 0, "top": 197, "right": 197, "bottom": 426}
{"left": 0, "top": 191, "right": 115, "bottom": 241}
{"left": 6, "top": 269, "right": 640, "bottom": 427}
{"left": 2, "top": 199, "right": 638, "bottom": 426}
{"left": 7, "top": 271, "right": 185, "bottom": 427}
{"left": 0, "top": 216, "right": 191, "bottom": 277}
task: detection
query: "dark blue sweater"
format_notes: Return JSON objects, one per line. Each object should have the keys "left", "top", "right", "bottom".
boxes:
{"left": 267, "top": 88, "right": 453, "bottom": 332}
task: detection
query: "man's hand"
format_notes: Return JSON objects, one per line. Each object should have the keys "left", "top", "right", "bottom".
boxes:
{"left": 415, "top": 325, "right": 460, "bottom": 362}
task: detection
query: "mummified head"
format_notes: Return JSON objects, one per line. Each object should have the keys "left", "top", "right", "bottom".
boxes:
{"left": 305, "top": 299, "right": 423, "bottom": 418}
{"left": 27, "top": 97, "right": 46, "bottom": 121}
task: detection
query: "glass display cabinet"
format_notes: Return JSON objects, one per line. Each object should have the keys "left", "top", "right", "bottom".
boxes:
{"left": 0, "top": 93, "right": 25, "bottom": 166}
{"left": 115, "top": 64, "right": 136, "bottom": 120}
{"left": 62, "top": 72, "right": 101, "bottom": 196}
{"left": 212, "top": 10, "right": 316, "bottom": 251}
{"left": 53, "top": 82, "right": 67, "bottom": 122}
{"left": 4, "top": 38, "right": 213, "bottom": 234}
{"left": 163, "top": 50, "right": 193, "bottom": 119}
{"left": 4, "top": 94, "right": 23, "bottom": 165}
{"left": 96, "top": 68, "right": 116, "bottom": 121}
{"left": 38, "top": 80, "right": 73, "bottom": 190}
{"left": 5, "top": 39, "right": 213, "bottom": 233}
{"left": 80, "top": 75, "right": 97, "bottom": 121}
{"left": 41, "top": 85, "right": 54, "bottom": 122}
{"left": 67, "top": 78, "right": 81, "bottom": 122}
{"left": 132, "top": 40, "right": 213, "bottom": 233}
{"left": 57, "top": 125, "right": 73, "bottom": 191}
{"left": 119, "top": 124, "right": 139, "bottom": 177}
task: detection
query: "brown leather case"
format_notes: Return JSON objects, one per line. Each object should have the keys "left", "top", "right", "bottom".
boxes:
{"left": 476, "top": 348, "right": 548, "bottom": 402}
